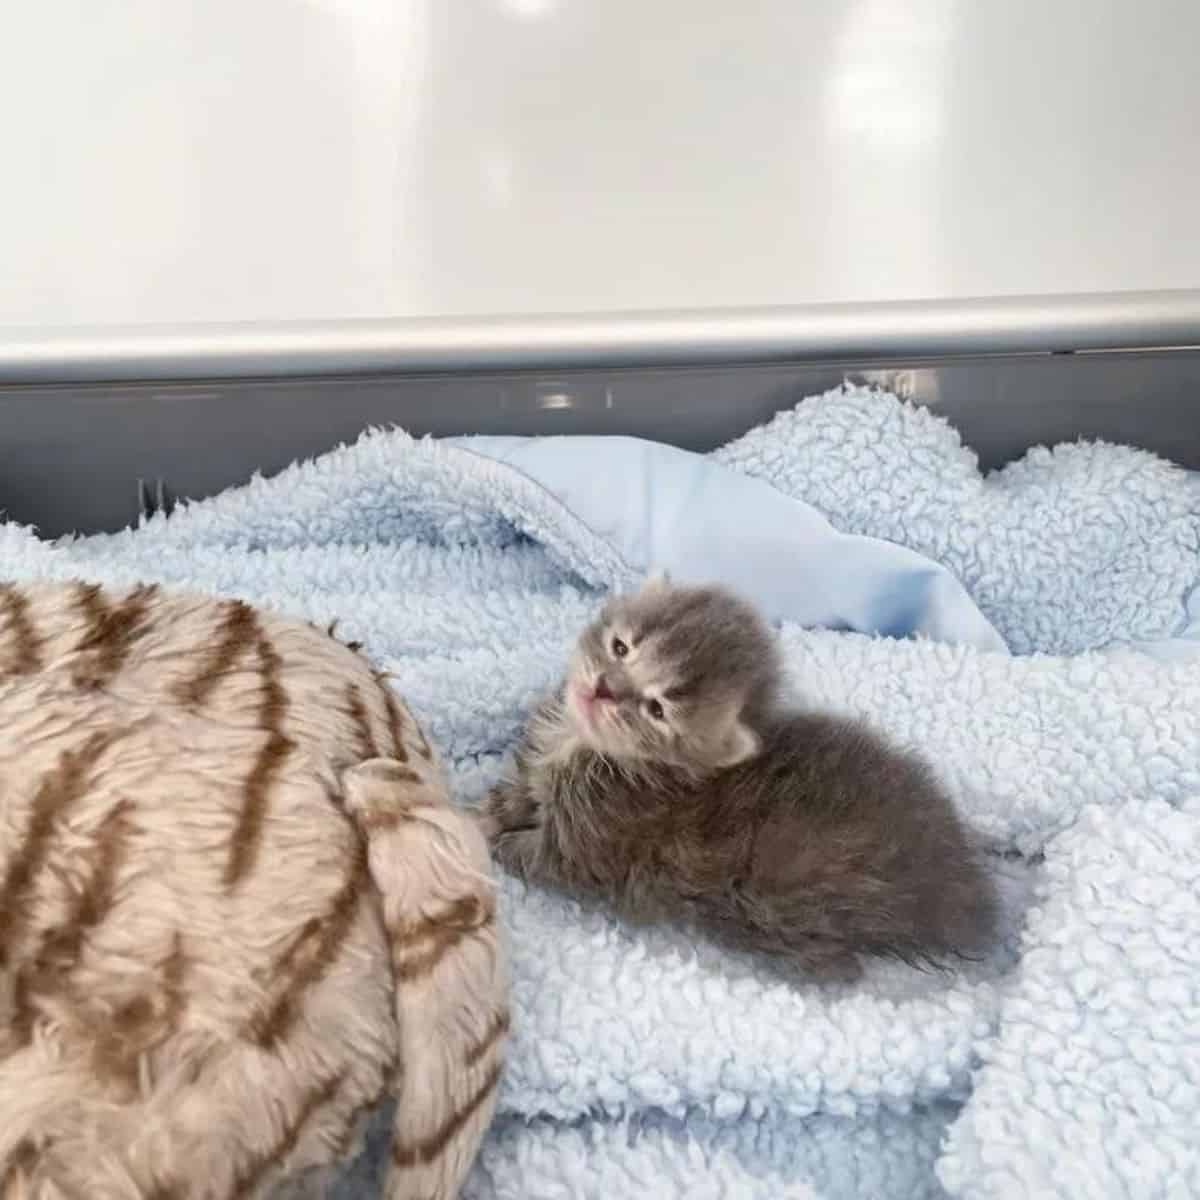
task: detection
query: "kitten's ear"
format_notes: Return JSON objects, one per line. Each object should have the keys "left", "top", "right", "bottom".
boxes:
{"left": 713, "top": 719, "right": 759, "bottom": 768}
{"left": 640, "top": 568, "right": 671, "bottom": 594}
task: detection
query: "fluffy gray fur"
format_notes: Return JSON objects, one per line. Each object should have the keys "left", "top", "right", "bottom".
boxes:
{"left": 481, "top": 578, "right": 998, "bottom": 980}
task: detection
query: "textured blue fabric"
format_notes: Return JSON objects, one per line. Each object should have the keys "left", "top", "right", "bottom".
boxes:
{"left": 715, "top": 385, "right": 1200, "bottom": 656}
{"left": 1, "top": 388, "right": 1196, "bottom": 1198}
{"left": 939, "top": 797, "right": 1200, "bottom": 1198}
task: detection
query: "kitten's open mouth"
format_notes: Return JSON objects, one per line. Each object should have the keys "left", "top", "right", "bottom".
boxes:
{"left": 568, "top": 680, "right": 602, "bottom": 732}
{"left": 568, "top": 682, "right": 592, "bottom": 719}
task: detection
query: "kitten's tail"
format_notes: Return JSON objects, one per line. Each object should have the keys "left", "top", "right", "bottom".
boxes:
{"left": 343, "top": 757, "right": 509, "bottom": 1200}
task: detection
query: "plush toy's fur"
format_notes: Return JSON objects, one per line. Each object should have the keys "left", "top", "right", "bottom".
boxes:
{"left": 0, "top": 582, "right": 507, "bottom": 1199}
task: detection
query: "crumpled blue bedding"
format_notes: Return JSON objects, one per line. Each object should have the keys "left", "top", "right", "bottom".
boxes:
{"left": 3, "top": 384, "right": 1197, "bottom": 1198}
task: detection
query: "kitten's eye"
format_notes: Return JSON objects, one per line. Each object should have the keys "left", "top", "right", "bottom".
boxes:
{"left": 645, "top": 698, "right": 665, "bottom": 721}
{"left": 611, "top": 637, "right": 629, "bottom": 658}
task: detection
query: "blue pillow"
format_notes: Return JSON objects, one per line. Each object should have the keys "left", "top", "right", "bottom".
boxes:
{"left": 448, "top": 435, "right": 1007, "bottom": 654}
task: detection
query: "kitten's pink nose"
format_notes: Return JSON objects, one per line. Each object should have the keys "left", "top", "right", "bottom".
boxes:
{"left": 592, "top": 675, "right": 615, "bottom": 702}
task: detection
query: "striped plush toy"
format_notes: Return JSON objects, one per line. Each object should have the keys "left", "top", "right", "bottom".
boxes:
{"left": 0, "top": 582, "right": 507, "bottom": 1200}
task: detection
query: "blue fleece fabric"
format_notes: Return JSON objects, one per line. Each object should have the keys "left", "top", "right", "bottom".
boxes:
{"left": 2, "top": 385, "right": 1196, "bottom": 1198}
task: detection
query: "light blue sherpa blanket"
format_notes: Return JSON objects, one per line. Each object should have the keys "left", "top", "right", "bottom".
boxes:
{"left": 3, "top": 385, "right": 1198, "bottom": 1198}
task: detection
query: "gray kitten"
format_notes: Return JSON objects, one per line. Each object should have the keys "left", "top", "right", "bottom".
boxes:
{"left": 481, "top": 578, "right": 998, "bottom": 980}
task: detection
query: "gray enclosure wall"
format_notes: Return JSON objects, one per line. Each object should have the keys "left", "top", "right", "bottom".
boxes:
{"left": 2, "top": 349, "right": 1197, "bottom": 538}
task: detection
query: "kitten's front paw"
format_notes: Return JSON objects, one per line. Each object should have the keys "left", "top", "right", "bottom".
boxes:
{"left": 475, "top": 809, "right": 502, "bottom": 841}
{"left": 490, "top": 827, "right": 541, "bottom": 877}
{"left": 482, "top": 782, "right": 537, "bottom": 837}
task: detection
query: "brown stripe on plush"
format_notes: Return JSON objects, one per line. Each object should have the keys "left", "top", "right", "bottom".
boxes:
{"left": 391, "top": 894, "right": 493, "bottom": 948}
{"left": 391, "top": 1064, "right": 502, "bottom": 1169}
{"left": 71, "top": 580, "right": 105, "bottom": 623}
{"left": 228, "top": 1071, "right": 345, "bottom": 1200}
{"left": 357, "top": 809, "right": 405, "bottom": 832}
{"left": 464, "top": 1009, "right": 511, "bottom": 1070}
{"left": 377, "top": 670, "right": 434, "bottom": 760}
{"left": 0, "top": 584, "right": 44, "bottom": 676}
{"left": 69, "top": 582, "right": 106, "bottom": 684}
{"left": 393, "top": 925, "right": 474, "bottom": 984}
{"left": 10, "top": 800, "right": 134, "bottom": 1045}
{"left": 355, "top": 788, "right": 432, "bottom": 832}
{"left": 392, "top": 899, "right": 495, "bottom": 984}
{"left": 47, "top": 799, "right": 133, "bottom": 962}
{"left": 71, "top": 582, "right": 159, "bottom": 689}
{"left": 0, "top": 1012, "right": 26, "bottom": 1062}
{"left": 91, "top": 932, "right": 188, "bottom": 1088}
{"left": 1, "top": 1137, "right": 40, "bottom": 1190}
{"left": 360, "top": 760, "right": 424, "bottom": 787}
{"left": 143, "top": 1185, "right": 187, "bottom": 1200}
{"left": 0, "top": 730, "right": 121, "bottom": 969}
{"left": 346, "top": 683, "right": 379, "bottom": 760}
{"left": 322, "top": 617, "right": 364, "bottom": 652}
{"left": 160, "top": 930, "right": 188, "bottom": 1030}
{"left": 223, "top": 633, "right": 295, "bottom": 890}
{"left": 251, "top": 855, "right": 365, "bottom": 1047}
{"left": 223, "top": 730, "right": 292, "bottom": 889}
{"left": 379, "top": 681, "right": 410, "bottom": 762}
{"left": 100, "top": 951, "right": 188, "bottom": 1057}
{"left": 173, "top": 599, "right": 259, "bottom": 708}
{"left": 8, "top": 972, "right": 34, "bottom": 1049}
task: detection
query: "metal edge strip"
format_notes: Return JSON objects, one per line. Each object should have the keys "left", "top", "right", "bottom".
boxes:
{"left": 2, "top": 289, "right": 1199, "bottom": 383}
